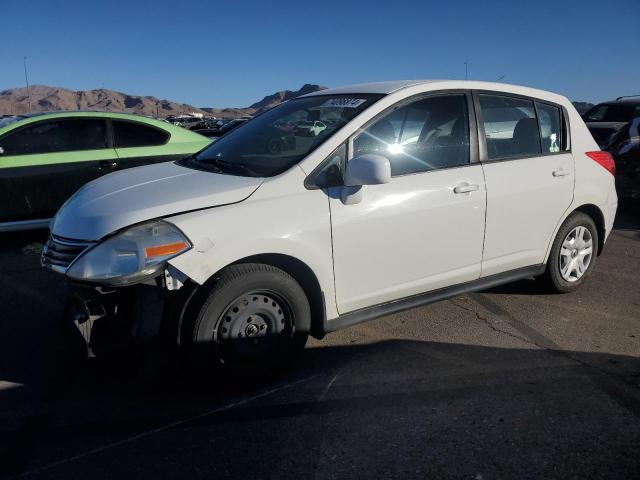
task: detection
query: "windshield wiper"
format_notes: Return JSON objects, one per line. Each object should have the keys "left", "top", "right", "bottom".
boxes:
{"left": 181, "top": 154, "right": 224, "bottom": 173}
{"left": 211, "top": 158, "right": 261, "bottom": 177}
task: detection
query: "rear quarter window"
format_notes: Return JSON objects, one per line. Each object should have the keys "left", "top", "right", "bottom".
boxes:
{"left": 536, "top": 102, "right": 562, "bottom": 153}
{"left": 113, "top": 121, "right": 169, "bottom": 148}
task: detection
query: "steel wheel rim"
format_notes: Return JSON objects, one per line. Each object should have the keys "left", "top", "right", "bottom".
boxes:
{"left": 559, "top": 226, "right": 593, "bottom": 282}
{"left": 215, "top": 290, "right": 292, "bottom": 359}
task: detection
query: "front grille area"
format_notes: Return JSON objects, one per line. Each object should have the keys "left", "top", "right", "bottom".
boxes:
{"left": 41, "top": 234, "right": 94, "bottom": 273}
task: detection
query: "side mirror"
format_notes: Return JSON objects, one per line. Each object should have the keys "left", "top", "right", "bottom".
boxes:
{"left": 344, "top": 154, "right": 391, "bottom": 186}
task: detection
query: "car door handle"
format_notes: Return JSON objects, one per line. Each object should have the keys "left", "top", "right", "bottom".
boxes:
{"left": 552, "top": 168, "right": 570, "bottom": 177}
{"left": 453, "top": 183, "right": 479, "bottom": 194}
{"left": 97, "top": 160, "right": 118, "bottom": 169}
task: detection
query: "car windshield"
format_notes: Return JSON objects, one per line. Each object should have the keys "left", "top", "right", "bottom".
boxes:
{"left": 584, "top": 103, "right": 640, "bottom": 123}
{"left": 179, "top": 94, "right": 383, "bottom": 177}
{"left": 0, "top": 116, "right": 26, "bottom": 129}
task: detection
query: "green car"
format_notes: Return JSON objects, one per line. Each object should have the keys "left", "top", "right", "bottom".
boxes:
{"left": 0, "top": 111, "right": 210, "bottom": 231}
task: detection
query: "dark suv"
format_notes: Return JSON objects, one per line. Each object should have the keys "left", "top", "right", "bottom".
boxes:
{"left": 583, "top": 97, "right": 640, "bottom": 207}
{"left": 583, "top": 97, "right": 640, "bottom": 147}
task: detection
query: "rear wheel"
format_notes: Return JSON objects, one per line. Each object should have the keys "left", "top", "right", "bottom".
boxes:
{"left": 191, "top": 263, "right": 310, "bottom": 366}
{"left": 267, "top": 138, "right": 283, "bottom": 154}
{"left": 542, "top": 212, "right": 598, "bottom": 293}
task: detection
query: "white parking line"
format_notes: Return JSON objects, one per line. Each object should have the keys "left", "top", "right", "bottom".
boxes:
{"left": 319, "top": 374, "right": 339, "bottom": 401}
{"left": 11, "top": 374, "right": 319, "bottom": 478}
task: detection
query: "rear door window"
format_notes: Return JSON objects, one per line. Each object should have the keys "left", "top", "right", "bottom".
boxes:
{"left": 113, "top": 121, "right": 169, "bottom": 147}
{"left": 0, "top": 118, "right": 107, "bottom": 156}
{"left": 478, "top": 94, "right": 541, "bottom": 160}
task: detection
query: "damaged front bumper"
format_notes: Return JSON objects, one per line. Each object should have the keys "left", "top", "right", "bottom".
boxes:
{"left": 65, "top": 274, "right": 197, "bottom": 357}
{"left": 41, "top": 229, "right": 201, "bottom": 356}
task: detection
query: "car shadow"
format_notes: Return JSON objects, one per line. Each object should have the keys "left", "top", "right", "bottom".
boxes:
{"left": 2, "top": 338, "right": 640, "bottom": 479}
{"left": 0, "top": 230, "right": 82, "bottom": 391}
{"left": 614, "top": 209, "right": 640, "bottom": 241}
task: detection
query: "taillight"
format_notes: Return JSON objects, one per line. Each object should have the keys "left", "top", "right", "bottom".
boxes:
{"left": 586, "top": 151, "right": 616, "bottom": 176}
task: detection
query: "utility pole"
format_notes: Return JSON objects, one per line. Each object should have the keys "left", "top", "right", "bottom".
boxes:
{"left": 23, "top": 56, "right": 32, "bottom": 113}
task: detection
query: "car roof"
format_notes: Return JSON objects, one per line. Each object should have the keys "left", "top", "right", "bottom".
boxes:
{"left": 0, "top": 110, "right": 165, "bottom": 122}
{"left": 0, "top": 110, "right": 211, "bottom": 142}
{"left": 608, "top": 98, "right": 640, "bottom": 105}
{"left": 302, "top": 80, "right": 442, "bottom": 95}
{"left": 301, "top": 80, "right": 570, "bottom": 105}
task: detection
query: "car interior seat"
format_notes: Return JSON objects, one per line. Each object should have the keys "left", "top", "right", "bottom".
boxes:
{"left": 511, "top": 117, "right": 540, "bottom": 156}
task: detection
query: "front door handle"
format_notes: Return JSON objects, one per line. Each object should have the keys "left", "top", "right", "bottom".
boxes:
{"left": 453, "top": 182, "right": 479, "bottom": 194}
{"left": 552, "top": 167, "right": 570, "bottom": 177}
{"left": 97, "top": 160, "right": 118, "bottom": 169}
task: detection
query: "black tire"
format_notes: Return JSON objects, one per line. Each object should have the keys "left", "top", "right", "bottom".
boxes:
{"left": 542, "top": 212, "right": 599, "bottom": 293}
{"left": 191, "top": 263, "right": 310, "bottom": 366}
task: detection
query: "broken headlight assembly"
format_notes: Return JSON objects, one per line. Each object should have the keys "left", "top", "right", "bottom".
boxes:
{"left": 66, "top": 220, "right": 191, "bottom": 286}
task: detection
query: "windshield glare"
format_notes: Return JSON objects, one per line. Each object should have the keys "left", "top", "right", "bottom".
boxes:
{"left": 184, "top": 94, "right": 383, "bottom": 177}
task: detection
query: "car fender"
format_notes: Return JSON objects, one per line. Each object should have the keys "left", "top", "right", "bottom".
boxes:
{"left": 543, "top": 149, "right": 617, "bottom": 263}
{"left": 166, "top": 167, "right": 340, "bottom": 320}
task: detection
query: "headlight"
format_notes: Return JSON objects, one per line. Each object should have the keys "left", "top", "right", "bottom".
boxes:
{"left": 67, "top": 220, "right": 191, "bottom": 285}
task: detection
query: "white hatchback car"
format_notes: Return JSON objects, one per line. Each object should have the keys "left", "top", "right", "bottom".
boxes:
{"left": 43, "top": 80, "right": 617, "bottom": 362}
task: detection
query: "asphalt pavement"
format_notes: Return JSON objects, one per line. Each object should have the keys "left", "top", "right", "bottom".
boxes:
{"left": 0, "top": 213, "right": 639, "bottom": 479}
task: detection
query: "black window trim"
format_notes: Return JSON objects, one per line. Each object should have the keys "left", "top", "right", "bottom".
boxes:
{"left": 0, "top": 116, "right": 110, "bottom": 157}
{"left": 472, "top": 89, "right": 572, "bottom": 164}
{"left": 109, "top": 118, "right": 171, "bottom": 148}
{"left": 303, "top": 142, "right": 347, "bottom": 190}
{"left": 561, "top": 106, "right": 571, "bottom": 151}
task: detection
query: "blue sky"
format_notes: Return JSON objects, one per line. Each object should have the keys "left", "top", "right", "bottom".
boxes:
{"left": 1, "top": 0, "right": 638, "bottom": 107}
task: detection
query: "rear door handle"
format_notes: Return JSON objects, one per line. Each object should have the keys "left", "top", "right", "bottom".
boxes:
{"left": 552, "top": 167, "right": 569, "bottom": 177}
{"left": 453, "top": 182, "right": 479, "bottom": 194}
{"left": 97, "top": 160, "right": 118, "bottom": 169}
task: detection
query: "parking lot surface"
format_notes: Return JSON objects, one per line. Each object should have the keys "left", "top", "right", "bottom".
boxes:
{"left": 1, "top": 214, "right": 639, "bottom": 479}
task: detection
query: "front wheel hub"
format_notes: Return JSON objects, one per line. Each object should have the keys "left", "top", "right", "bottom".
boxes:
{"left": 216, "top": 291, "right": 291, "bottom": 358}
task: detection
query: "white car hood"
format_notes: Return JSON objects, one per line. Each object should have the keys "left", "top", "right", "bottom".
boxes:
{"left": 51, "top": 161, "right": 263, "bottom": 240}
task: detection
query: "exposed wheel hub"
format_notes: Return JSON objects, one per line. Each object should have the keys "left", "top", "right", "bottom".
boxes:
{"left": 216, "top": 291, "right": 290, "bottom": 358}
{"left": 244, "top": 314, "right": 267, "bottom": 338}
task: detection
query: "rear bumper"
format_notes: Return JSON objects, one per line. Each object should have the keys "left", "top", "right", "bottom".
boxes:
{"left": 603, "top": 191, "right": 618, "bottom": 244}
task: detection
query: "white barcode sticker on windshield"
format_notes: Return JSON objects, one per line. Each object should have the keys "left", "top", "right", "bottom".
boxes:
{"left": 321, "top": 98, "right": 367, "bottom": 108}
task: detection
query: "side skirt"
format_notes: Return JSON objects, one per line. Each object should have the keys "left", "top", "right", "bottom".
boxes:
{"left": 325, "top": 264, "right": 546, "bottom": 333}
{"left": 0, "top": 218, "right": 51, "bottom": 233}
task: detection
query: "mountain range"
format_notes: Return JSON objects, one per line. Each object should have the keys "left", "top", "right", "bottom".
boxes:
{"left": 0, "top": 84, "right": 327, "bottom": 118}
{"left": 0, "top": 83, "right": 595, "bottom": 118}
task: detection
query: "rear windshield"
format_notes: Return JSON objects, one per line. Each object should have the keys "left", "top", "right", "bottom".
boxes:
{"left": 179, "top": 94, "right": 383, "bottom": 177}
{"left": 584, "top": 103, "right": 640, "bottom": 123}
